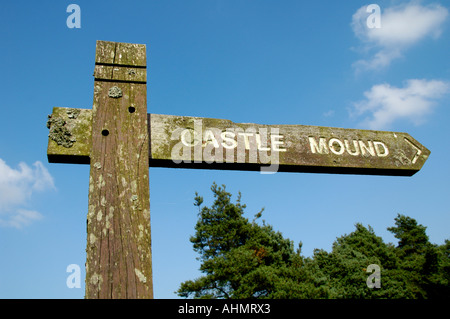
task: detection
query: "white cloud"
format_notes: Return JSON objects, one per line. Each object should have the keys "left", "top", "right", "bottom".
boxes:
{"left": 0, "top": 159, "right": 55, "bottom": 228}
{"left": 0, "top": 209, "right": 43, "bottom": 229}
{"left": 323, "top": 110, "right": 335, "bottom": 117}
{"left": 352, "top": 79, "right": 450, "bottom": 129}
{"left": 352, "top": 2, "right": 448, "bottom": 71}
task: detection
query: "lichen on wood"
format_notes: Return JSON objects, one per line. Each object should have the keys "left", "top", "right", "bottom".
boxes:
{"left": 67, "top": 108, "right": 81, "bottom": 119}
{"left": 47, "top": 107, "right": 92, "bottom": 164}
{"left": 108, "top": 86, "right": 123, "bottom": 98}
{"left": 47, "top": 115, "right": 76, "bottom": 148}
{"left": 85, "top": 40, "right": 152, "bottom": 299}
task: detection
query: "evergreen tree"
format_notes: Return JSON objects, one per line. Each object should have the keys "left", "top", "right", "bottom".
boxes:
{"left": 309, "top": 223, "right": 414, "bottom": 298}
{"left": 178, "top": 184, "right": 449, "bottom": 299}
{"left": 177, "top": 183, "right": 324, "bottom": 298}
{"left": 387, "top": 214, "right": 450, "bottom": 298}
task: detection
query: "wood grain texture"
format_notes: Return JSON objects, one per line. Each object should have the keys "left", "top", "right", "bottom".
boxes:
{"left": 85, "top": 41, "right": 152, "bottom": 299}
{"left": 94, "top": 65, "right": 146, "bottom": 83}
{"left": 47, "top": 108, "right": 431, "bottom": 176}
{"left": 148, "top": 114, "right": 430, "bottom": 176}
{"left": 47, "top": 107, "right": 92, "bottom": 164}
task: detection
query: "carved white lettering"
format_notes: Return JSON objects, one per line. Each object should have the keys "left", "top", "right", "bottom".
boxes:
{"left": 221, "top": 131, "right": 238, "bottom": 149}
{"left": 374, "top": 141, "right": 389, "bottom": 157}
{"left": 180, "top": 128, "right": 286, "bottom": 152}
{"left": 203, "top": 130, "right": 220, "bottom": 148}
{"left": 308, "top": 137, "right": 389, "bottom": 158}
{"left": 271, "top": 134, "right": 287, "bottom": 152}
{"left": 359, "top": 140, "right": 376, "bottom": 157}
{"left": 309, "top": 137, "right": 329, "bottom": 154}
{"left": 329, "top": 138, "right": 345, "bottom": 155}
{"left": 255, "top": 132, "right": 270, "bottom": 151}
{"left": 238, "top": 133, "right": 253, "bottom": 150}
{"left": 180, "top": 129, "right": 199, "bottom": 147}
{"left": 344, "top": 139, "right": 360, "bottom": 156}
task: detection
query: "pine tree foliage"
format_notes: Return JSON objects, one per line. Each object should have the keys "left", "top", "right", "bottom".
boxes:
{"left": 177, "top": 183, "right": 449, "bottom": 299}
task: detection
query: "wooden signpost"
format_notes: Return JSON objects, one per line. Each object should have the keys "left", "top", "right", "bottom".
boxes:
{"left": 46, "top": 40, "right": 430, "bottom": 298}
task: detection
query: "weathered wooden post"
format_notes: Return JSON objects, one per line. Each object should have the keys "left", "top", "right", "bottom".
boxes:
{"left": 47, "top": 41, "right": 152, "bottom": 298}
{"left": 86, "top": 41, "right": 152, "bottom": 298}
{"left": 46, "top": 40, "right": 430, "bottom": 299}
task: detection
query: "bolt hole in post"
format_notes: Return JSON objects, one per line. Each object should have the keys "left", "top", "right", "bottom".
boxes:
{"left": 101, "top": 129, "right": 109, "bottom": 136}
{"left": 128, "top": 106, "right": 136, "bottom": 113}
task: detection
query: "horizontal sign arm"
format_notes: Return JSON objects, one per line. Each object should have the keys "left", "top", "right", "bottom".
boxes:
{"left": 47, "top": 107, "right": 430, "bottom": 176}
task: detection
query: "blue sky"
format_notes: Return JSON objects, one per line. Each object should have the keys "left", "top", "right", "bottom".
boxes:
{"left": 0, "top": 0, "right": 449, "bottom": 299}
